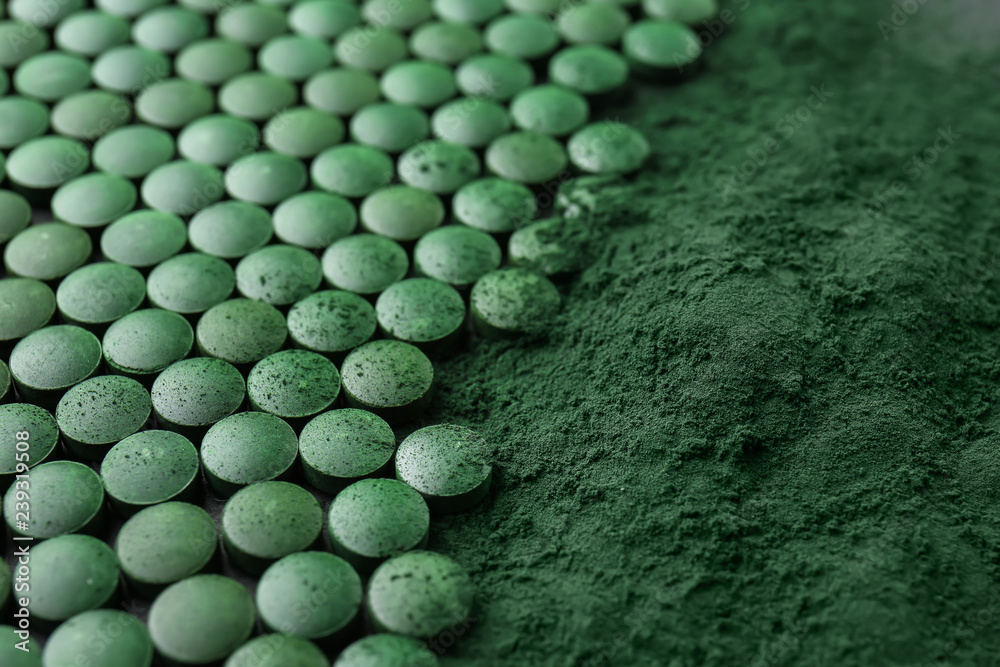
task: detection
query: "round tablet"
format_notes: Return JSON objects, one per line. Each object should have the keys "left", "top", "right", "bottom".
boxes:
{"left": 175, "top": 38, "right": 252, "bottom": 86}
{"left": 644, "top": 0, "right": 718, "bottom": 23}
{"left": 235, "top": 245, "right": 322, "bottom": 306}
{"left": 202, "top": 412, "right": 299, "bottom": 497}
{"left": 0, "top": 278, "right": 56, "bottom": 347}
{"left": 256, "top": 552, "right": 362, "bottom": 639}
{"left": 322, "top": 234, "right": 408, "bottom": 295}
{"left": 567, "top": 121, "right": 651, "bottom": 173}
{"left": 329, "top": 478, "right": 429, "bottom": 572}
{"left": 623, "top": 19, "right": 702, "bottom": 77}
{"left": 432, "top": 0, "right": 502, "bottom": 23}
{"left": 484, "top": 13, "right": 560, "bottom": 61}
{"left": 10, "top": 0, "right": 84, "bottom": 26}
{"left": 222, "top": 481, "right": 322, "bottom": 573}
{"left": 398, "top": 141, "right": 480, "bottom": 195}
{"left": 178, "top": 114, "right": 260, "bottom": 166}
{"left": 289, "top": 0, "right": 360, "bottom": 39}
{"left": 456, "top": 53, "right": 534, "bottom": 102}
{"left": 136, "top": 79, "right": 214, "bottom": 129}
{"left": 414, "top": 226, "right": 502, "bottom": 287}
{"left": 453, "top": 177, "right": 537, "bottom": 233}
{"left": 557, "top": 2, "right": 630, "bottom": 45}
{"left": 100, "top": 211, "right": 186, "bottom": 268}
{"left": 151, "top": 357, "right": 246, "bottom": 437}
{"left": 0, "top": 626, "right": 41, "bottom": 667}
{"left": 43, "top": 610, "right": 153, "bottom": 667}
{"left": 0, "top": 21, "right": 49, "bottom": 68}
{"left": 273, "top": 192, "right": 356, "bottom": 248}
{"left": 51, "top": 89, "right": 131, "bottom": 141}
{"left": 287, "top": 291, "right": 376, "bottom": 360}
{"left": 189, "top": 201, "right": 273, "bottom": 259}
{"left": 133, "top": 7, "right": 209, "bottom": 52}
{"left": 9, "top": 326, "right": 102, "bottom": 407}
{"left": 3, "top": 460, "right": 104, "bottom": 538}
{"left": 51, "top": 174, "right": 137, "bottom": 229}
{"left": 304, "top": 68, "right": 380, "bottom": 117}
{"left": 149, "top": 575, "right": 256, "bottom": 665}
{"left": 362, "top": 0, "right": 431, "bottom": 30}
{"left": 511, "top": 85, "right": 589, "bottom": 137}
{"left": 264, "top": 107, "right": 345, "bottom": 158}
{"left": 91, "top": 45, "right": 171, "bottom": 95}
{"left": 55, "top": 262, "right": 146, "bottom": 327}
{"left": 93, "top": 125, "right": 175, "bottom": 179}
{"left": 0, "top": 190, "right": 31, "bottom": 242}
{"left": 334, "top": 635, "right": 438, "bottom": 667}
{"left": 103, "top": 309, "right": 194, "bottom": 380}
{"left": 376, "top": 278, "right": 466, "bottom": 348}
{"left": 508, "top": 216, "right": 592, "bottom": 276}
{"left": 505, "top": 0, "right": 559, "bottom": 12}
{"left": 396, "top": 424, "right": 491, "bottom": 513}
{"left": 101, "top": 430, "right": 199, "bottom": 513}
{"left": 350, "top": 102, "right": 429, "bottom": 153}
{"left": 341, "top": 340, "right": 433, "bottom": 424}
{"left": 219, "top": 72, "right": 299, "bottom": 121}
{"left": 23, "top": 535, "right": 118, "bottom": 622}
{"left": 216, "top": 2, "right": 287, "bottom": 46}
{"left": 197, "top": 299, "right": 288, "bottom": 368}
{"left": 486, "top": 131, "right": 568, "bottom": 184}
{"left": 6, "top": 136, "right": 89, "bottom": 191}
{"left": 471, "top": 268, "right": 561, "bottom": 338}
{"left": 259, "top": 34, "right": 332, "bottom": 80}
{"left": 549, "top": 45, "right": 630, "bottom": 96}
{"left": 0, "top": 96, "right": 49, "bottom": 149}
{"left": 361, "top": 186, "right": 444, "bottom": 241}
{"left": 367, "top": 551, "right": 474, "bottom": 638}
{"left": 0, "top": 403, "right": 59, "bottom": 477}
{"left": 298, "top": 408, "right": 395, "bottom": 493}
{"left": 312, "top": 144, "right": 393, "bottom": 198}
{"left": 56, "top": 375, "right": 151, "bottom": 459}
{"left": 14, "top": 52, "right": 91, "bottom": 101}
{"left": 247, "top": 349, "right": 340, "bottom": 425}
{"left": 226, "top": 635, "right": 328, "bottom": 667}
{"left": 225, "top": 152, "right": 307, "bottom": 206}
{"left": 381, "top": 61, "right": 456, "bottom": 109}
{"left": 410, "top": 20, "right": 482, "bottom": 64}
{"left": 431, "top": 98, "right": 510, "bottom": 148}
{"left": 141, "top": 160, "right": 225, "bottom": 216}
{"left": 147, "top": 253, "right": 236, "bottom": 314}
{"left": 96, "top": 0, "right": 168, "bottom": 18}
{"left": 334, "top": 25, "right": 407, "bottom": 72}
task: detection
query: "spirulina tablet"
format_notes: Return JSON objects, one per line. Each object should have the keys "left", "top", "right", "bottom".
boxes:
{"left": 398, "top": 141, "right": 481, "bottom": 194}
{"left": 341, "top": 340, "right": 433, "bottom": 424}
{"left": 0, "top": 278, "right": 55, "bottom": 349}
{"left": 141, "top": 160, "right": 225, "bottom": 216}
{"left": 484, "top": 14, "right": 560, "bottom": 61}
{"left": 304, "top": 68, "right": 381, "bottom": 117}
{"left": 235, "top": 245, "right": 322, "bottom": 306}
{"left": 222, "top": 481, "right": 323, "bottom": 573}
{"left": 101, "top": 431, "right": 200, "bottom": 514}
{"left": 290, "top": 0, "right": 360, "bottom": 38}
{"left": 52, "top": 174, "right": 137, "bottom": 229}
{"left": 54, "top": 11, "right": 131, "bottom": 58}
{"left": 410, "top": 21, "right": 483, "bottom": 64}
{"left": 623, "top": 19, "right": 702, "bottom": 77}
{"left": 56, "top": 375, "right": 151, "bottom": 460}
{"left": 43, "top": 610, "right": 153, "bottom": 667}
{"left": 5, "top": 223, "right": 92, "bottom": 282}
{"left": 91, "top": 46, "right": 171, "bottom": 95}
{"left": 328, "top": 478, "right": 429, "bottom": 573}
{"left": 6, "top": 136, "right": 89, "bottom": 192}
{"left": 471, "top": 268, "right": 561, "bottom": 338}
{"left": 456, "top": 53, "right": 534, "bottom": 102}
{"left": 147, "top": 253, "right": 236, "bottom": 314}
{"left": 568, "top": 121, "right": 651, "bottom": 173}
{"left": 24, "top": 535, "right": 118, "bottom": 622}
{"left": 264, "top": 107, "right": 345, "bottom": 158}
{"left": 256, "top": 552, "right": 363, "bottom": 640}
{"left": 298, "top": 408, "right": 395, "bottom": 492}
{"left": 247, "top": 350, "right": 340, "bottom": 424}
{"left": 149, "top": 575, "right": 256, "bottom": 665}
{"left": 0, "top": 627, "right": 41, "bottom": 667}
{"left": 396, "top": 423, "right": 491, "bottom": 512}
{"left": 433, "top": 0, "right": 503, "bottom": 24}
{"left": 381, "top": 61, "right": 456, "bottom": 109}
{"left": 190, "top": 201, "right": 273, "bottom": 259}
{"left": 176, "top": 38, "right": 253, "bottom": 86}
{"left": 0, "top": 403, "right": 58, "bottom": 478}
{"left": 351, "top": 102, "right": 430, "bottom": 153}
{"left": 136, "top": 79, "right": 214, "bottom": 129}
{"left": 376, "top": 278, "right": 466, "bottom": 348}
{"left": 273, "top": 192, "right": 357, "bottom": 248}
{"left": 431, "top": 98, "right": 510, "bottom": 148}
{"left": 453, "top": 177, "right": 537, "bottom": 233}
{"left": 9, "top": 325, "right": 101, "bottom": 408}
{"left": 152, "top": 357, "right": 246, "bottom": 437}
{"left": 96, "top": 0, "right": 167, "bottom": 19}
{"left": 557, "top": 2, "right": 631, "bottom": 45}
{"left": 103, "top": 309, "right": 194, "bottom": 380}
{"left": 486, "top": 131, "right": 568, "bottom": 184}
{"left": 363, "top": 0, "right": 432, "bottom": 30}
{"left": 287, "top": 290, "right": 376, "bottom": 359}
{"left": 132, "top": 7, "right": 209, "bottom": 52}
{"left": 361, "top": 186, "right": 444, "bottom": 241}
{"left": 202, "top": 412, "right": 298, "bottom": 497}
{"left": 13, "top": 52, "right": 91, "bottom": 102}
{"left": 11, "top": 0, "right": 84, "bottom": 26}
{"left": 511, "top": 85, "right": 590, "bottom": 137}
{"left": 322, "top": 234, "right": 408, "bottom": 295}
{"left": 0, "top": 96, "right": 49, "bottom": 149}
{"left": 219, "top": 72, "right": 299, "bottom": 121}
{"left": 414, "top": 225, "right": 502, "bottom": 287}
{"left": 644, "top": 0, "right": 718, "bottom": 24}
{"left": 216, "top": 2, "right": 288, "bottom": 46}
{"left": 100, "top": 212, "right": 185, "bottom": 269}
{"left": 367, "top": 550, "right": 474, "bottom": 638}
{"left": 4, "top": 460, "right": 104, "bottom": 538}
{"left": 259, "top": 34, "right": 333, "bottom": 81}
{"left": 226, "top": 152, "right": 307, "bottom": 206}
{"left": 0, "top": 21, "right": 49, "bottom": 68}
{"left": 335, "top": 25, "right": 408, "bottom": 72}
{"left": 334, "top": 634, "right": 438, "bottom": 667}
{"left": 56, "top": 263, "right": 145, "bottom": 328}
{"left": 549, "top": 45, "right": 630, "bottom": 97}
{"left": 197, "top": 299, "right": 288, "bottom": 367}
{"left": 93, "top": 125, "right": 175, "bottom": 180}
{"left": 509, "top": 216, "right": 591, "bottom": 276}
{"left": 226, "top": 636, "right": 327, "bottom": 667}
{"left": 505, "top": 0, "right": 560, "bottom": 12}
{"left": 178, "top": 114, "right": 260, "bottom": 166}
{"left": 312, "top": 144, "right": 394, "bottom": 198}
{"left": 0, "top": 190, "right": 31, "bottom": 242}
